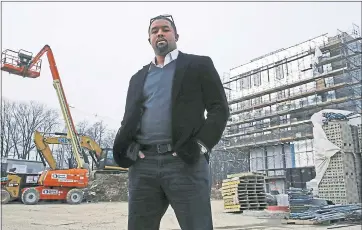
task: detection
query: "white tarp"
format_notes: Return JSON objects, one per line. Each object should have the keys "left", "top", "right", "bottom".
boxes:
{"left": 310, "top": 109, "right": 361, "bottom": 186}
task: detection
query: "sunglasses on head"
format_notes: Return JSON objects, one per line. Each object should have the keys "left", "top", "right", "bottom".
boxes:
{"left": 149, "top": 14, "right": 175, "bottom": 25}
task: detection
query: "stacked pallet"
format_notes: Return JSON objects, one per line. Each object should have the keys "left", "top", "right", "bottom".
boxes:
{"left": 287, "top": 188, "right": 313, "bottom": 213}
{"left": 222, "top": 172, "right": 267, "bottom": 213}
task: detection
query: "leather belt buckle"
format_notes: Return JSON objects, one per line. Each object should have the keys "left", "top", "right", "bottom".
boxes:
{"left": 156, "top": 144, "right": 172, "bottom": 154}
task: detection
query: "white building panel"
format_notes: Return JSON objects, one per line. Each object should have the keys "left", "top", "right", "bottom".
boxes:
{"left": 266, "top": 146, "right": 283, "bottom": 169}
{"left": 283, "top": 144, "right": 293, "bottom": 168}
{"left": 249, "top": 148, "right": 265, "bottom": 172}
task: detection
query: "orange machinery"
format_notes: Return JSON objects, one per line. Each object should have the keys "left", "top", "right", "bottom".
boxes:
{"left": 1, "top": 46, "right": 89, "bottom": 205}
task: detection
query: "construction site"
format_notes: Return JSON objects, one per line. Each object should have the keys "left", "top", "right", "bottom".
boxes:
{"left": 216, "top": 24, "right": 362, "bottom": 226}
{"left": 221, "top": 24, "right": 362, "bottom": 196}
{"left": 1, "top": 24, "right": 362, "bottom": 229}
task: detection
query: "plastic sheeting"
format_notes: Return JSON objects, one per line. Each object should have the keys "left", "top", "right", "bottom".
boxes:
{"left": 310, "top": 109, "right": 361, "bottom": 186}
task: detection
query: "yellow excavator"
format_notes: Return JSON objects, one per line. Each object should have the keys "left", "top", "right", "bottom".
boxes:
{"left": 33, "top": 130, "right": 128, "bottom": 177}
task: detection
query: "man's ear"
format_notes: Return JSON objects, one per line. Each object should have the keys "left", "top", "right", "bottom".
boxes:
{"left": 175, "top": 34, "right": 179, "bottom": 42}
{"left": 148, "top": 38, "right": 151, "bottom": 44}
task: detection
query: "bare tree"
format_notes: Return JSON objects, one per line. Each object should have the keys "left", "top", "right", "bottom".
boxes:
{"left": 1, "top": 99, "right": 118, "bottom": 165}
{"left": 10, "top": 101, "right": 60, "bottom": 159}
{"left": 87, "top": 121, "right": 107, "bottom": 146}
{"left": 102, "top": 129, "right": 116, "bottom": 148}
{"left": 76, "top": 120, "right": 90, "bottom": 135}
{"left": 74, "top": 120, "right": 107, "bottom": 146}
{"left": 1, "top": 100, "right": 17, "bottom": 158}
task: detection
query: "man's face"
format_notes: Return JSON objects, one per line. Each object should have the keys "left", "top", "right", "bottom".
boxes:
{"left": 149, "top": 19, "right": 178, "bottom": 56}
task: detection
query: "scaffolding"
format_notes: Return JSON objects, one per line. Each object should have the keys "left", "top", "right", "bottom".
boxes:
{"left": 337, "top": 24, "right": 362, "bottom": 112}
{"left": 221, "top": 25, "right": 362, "bottom": 193}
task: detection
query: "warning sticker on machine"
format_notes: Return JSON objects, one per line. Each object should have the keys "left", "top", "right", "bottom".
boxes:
{"left": 51, "top": 174, "right": 67, "bottom": 179}
{"left": 42, "top": 189, "right": 59, "bottom": 195}
{"left": 26, "top": 176, "right": 39, "bottom": 183}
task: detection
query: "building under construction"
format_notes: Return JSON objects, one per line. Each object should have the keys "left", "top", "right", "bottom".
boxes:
{"left": 221, "top": 24, "right": 362, "bottom": 194}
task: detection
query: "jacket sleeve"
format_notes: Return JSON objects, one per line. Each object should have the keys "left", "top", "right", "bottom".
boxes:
{"left": 194, "top": 56, "right": 230, "bottom": 151}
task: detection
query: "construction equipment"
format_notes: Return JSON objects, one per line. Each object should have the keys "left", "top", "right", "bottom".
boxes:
{"left": 1, "top": 136, "right": 86, "bottom": 205}
{"left": 1, "top": 46, "right": 89, "bottom": 205}
{"left": 1, "top": 159, "right": 47, "bottom": 204}
{"left": 34, "top": 130, "right": 128, "bottom": 177}
{"left": 1, "top": 49, "right": 41, "bottom": 78}
{"left": 1, "top": 130, "right": 102, "bottom": 204}
{"left": 1, "top": 172, "right": 40, "bottom": 204}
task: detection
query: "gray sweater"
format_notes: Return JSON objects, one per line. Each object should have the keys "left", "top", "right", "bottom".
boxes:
{"left": 136, "top": 61, "right": 176, "bottom": 144}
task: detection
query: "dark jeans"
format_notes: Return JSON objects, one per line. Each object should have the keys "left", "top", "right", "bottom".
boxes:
{"left": 127, "top": 151, "right": 213, "bottom": 230}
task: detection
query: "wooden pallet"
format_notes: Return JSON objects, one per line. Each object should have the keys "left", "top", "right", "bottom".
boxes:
{"left": 223, "top": 199, "right": 267, "bottom": 207}
{"left": 222, "top": 188, "right": 265, "bottom": 196}
{"left": 226, "top": 172, "right": 265, "bottom": 178}
{"left": 223, "top": 204, "right": 266, "bottom": 213}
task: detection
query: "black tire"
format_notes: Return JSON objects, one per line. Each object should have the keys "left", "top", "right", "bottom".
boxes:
{"left": 66, "top": 188, "right": 83, "bottom": 204}
{"left": 21, "top": 188, "right": 40, "bottom": 205}
{"left": 1, "top": 189, "right": 11, "bottom": 204}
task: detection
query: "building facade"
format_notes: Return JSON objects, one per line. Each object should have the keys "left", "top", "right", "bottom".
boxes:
{"left": 221, "top": 25, "right": 362, "bottom": 194}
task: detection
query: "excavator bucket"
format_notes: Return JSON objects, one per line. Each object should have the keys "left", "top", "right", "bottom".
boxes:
{"left": 1, "top": 49, "right": 41, "bottom": 78}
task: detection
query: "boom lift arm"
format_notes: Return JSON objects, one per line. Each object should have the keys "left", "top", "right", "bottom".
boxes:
{"left": 1, "top": 45, "right": 85, "bottom": 169}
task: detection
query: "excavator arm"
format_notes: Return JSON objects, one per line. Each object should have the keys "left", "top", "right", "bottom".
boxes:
{"left": 36, "top": 131, "right": 103, "bottom": 168}
{"left": 78, "top": 135, "right": 103, "bottom": 167}
{"left": 1, "top": 45, "right": 85, "bottom": 169}
{"left": 45, "top": 134, "right": 102, "bottom": 155}
{"left": 38, "top": 131, "right": 127, "bottom": 172}
{"left": 34, "top": 130, "right": 129, "bottom": 176}
{"left": 34, "top": 131, "right": 57, "bottom": 170}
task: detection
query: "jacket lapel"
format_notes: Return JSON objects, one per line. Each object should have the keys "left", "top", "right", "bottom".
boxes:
{"left": 135, "top": 63, "right": 151, "bottom": 104}
{"left": 172, "top": 51, "right": 189, "bottom": 103}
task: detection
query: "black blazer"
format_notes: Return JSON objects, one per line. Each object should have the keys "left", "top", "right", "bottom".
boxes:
{"left": 112, "top": 51, "right": 230, "bottom": 168}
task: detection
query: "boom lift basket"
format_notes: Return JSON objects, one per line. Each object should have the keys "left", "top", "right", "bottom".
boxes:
{"left": 1, "top": 49, "right": 42, "bottom": 78}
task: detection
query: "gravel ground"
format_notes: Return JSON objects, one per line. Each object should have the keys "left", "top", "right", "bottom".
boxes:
{"left": 1, "top": 200, "right": 361, "bottom": 230}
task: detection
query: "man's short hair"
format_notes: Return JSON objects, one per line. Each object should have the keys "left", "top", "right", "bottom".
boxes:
{"left": 148, "top": 14, "right": 177, "bottom": 35}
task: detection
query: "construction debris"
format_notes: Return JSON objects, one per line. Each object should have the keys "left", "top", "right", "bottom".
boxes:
{"left": 84, "top": 173, "right": 129, "bottom": 202}
{"left": 84, "top": 173, "right": 223, "bottom": 202}
{"left": 283, "top": 204, "right": 362, "bottom": 225}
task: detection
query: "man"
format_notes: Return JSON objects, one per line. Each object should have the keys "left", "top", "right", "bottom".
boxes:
{"left": 113, "top": 14, "right": 229, "bottom": 230}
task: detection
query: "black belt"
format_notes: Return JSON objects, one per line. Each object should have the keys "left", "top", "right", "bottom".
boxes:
{"left": 141, "top": 143, "right": 173, "bottom": 154}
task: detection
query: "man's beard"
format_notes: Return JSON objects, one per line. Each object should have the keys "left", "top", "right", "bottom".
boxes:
{"left": 155, "top": 41, "right": 169, "bottom": 55}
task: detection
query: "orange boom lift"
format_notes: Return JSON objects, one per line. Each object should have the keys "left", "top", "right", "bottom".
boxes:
{"left": 1, "top": 46, "right": 89, "bottom": 205}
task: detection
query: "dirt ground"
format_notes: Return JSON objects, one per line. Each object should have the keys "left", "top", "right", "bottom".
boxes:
{"left": 1, "top": 200, "right": 360, "bottom": 230}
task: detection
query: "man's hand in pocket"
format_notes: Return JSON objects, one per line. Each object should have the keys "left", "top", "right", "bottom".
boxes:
{"left": 138, "top": 151, "right": 145, "bottom": 158}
